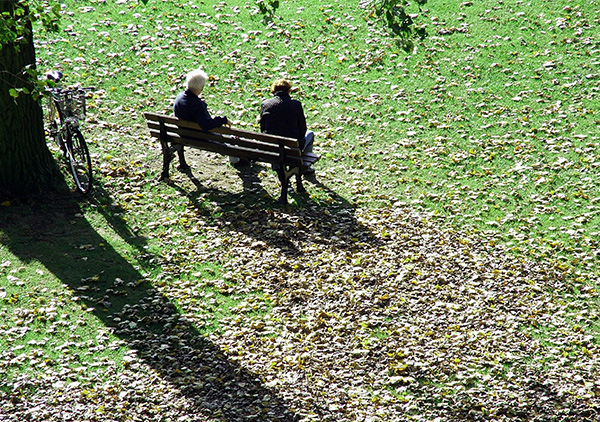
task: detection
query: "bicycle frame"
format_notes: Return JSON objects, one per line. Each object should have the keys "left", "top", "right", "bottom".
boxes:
{"left": 45, "top": 71, "right": 94, "bottom": 194}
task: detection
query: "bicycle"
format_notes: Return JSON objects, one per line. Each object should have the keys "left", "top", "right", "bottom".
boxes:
{"left": 45, "top": 70, "right": 94, "bottom": 194}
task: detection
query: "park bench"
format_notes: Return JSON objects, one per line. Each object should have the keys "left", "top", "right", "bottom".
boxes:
{"left": 144, "top": 112, "right": 320, "bottom": 204}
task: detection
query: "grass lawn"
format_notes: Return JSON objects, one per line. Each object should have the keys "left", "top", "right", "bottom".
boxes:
{"left": 1, "top": 0, "right": 600, "bottom": 420}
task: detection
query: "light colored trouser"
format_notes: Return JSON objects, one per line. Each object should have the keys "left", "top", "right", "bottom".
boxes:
{"left": 303, "top": 130, "right": 314, "bottom": 154}
{"left": 272, "top": 130, "right": 314, "bottom": 170}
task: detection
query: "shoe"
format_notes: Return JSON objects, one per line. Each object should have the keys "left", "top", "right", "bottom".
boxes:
{"left": 231, "top": 158, "right": 250, "bottom": 168}
{"left": 302, "top": 165, "right": 315, "bottom": 174}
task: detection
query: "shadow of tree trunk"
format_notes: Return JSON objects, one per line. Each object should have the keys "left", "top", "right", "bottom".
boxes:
{"left": 0, "top": 194, "right": 299, "bottom": 421}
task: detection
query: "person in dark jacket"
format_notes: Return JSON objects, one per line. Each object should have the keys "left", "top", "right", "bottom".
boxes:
{"left": 173, "top": 69, "right": 228, "bottom": 170}
{"left": 260, "top": 79, "right": 315, "bottom": 173}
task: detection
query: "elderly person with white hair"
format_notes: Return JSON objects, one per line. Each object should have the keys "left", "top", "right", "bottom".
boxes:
{"left": 173, "top": 69, "right": 229, "bottom": 170}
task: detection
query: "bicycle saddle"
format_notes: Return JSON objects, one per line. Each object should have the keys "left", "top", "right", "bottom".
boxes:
{"left": 46, "top": 70, "right": 63, "bottom": 83}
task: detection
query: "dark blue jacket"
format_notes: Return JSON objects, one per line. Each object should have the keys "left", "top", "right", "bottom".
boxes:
{"left": 173, "top": 89, "right": 227, "bottom": 130}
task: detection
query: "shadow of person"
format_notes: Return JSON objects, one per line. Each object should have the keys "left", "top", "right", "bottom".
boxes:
{"left": 232, "top": 160, "right": 268, "bottom": 196}
{"left": 179, "top": 166, "right": 204, "bottom": 190}
{"left": 0, "top": 193, "right": 299, "bottom": 422}
{"left": 164, "top": 166, "right": 384, "bottom": 258}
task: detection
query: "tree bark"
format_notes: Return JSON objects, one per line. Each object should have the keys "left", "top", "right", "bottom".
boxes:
{"left": 0, "top": 0, "right": 58, "bottom": 198}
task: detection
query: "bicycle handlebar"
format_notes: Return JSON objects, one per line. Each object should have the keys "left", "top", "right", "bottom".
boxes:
{"left": 46, "top": 70, "right": 94, "bottom": 92}
{"left": 46, "top": 70, "right": 63, "bottom": 83}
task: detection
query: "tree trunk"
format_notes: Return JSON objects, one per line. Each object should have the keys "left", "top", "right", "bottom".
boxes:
{"left": 0, "top": 0, "right": 58, "bottom": 198}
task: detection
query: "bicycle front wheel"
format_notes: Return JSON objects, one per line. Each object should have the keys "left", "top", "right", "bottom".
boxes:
{"left": 66, "top": 128, "right": 93, "bottom": 194}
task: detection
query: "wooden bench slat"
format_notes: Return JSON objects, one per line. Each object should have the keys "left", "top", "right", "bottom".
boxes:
{"left": 171, "top": 136, "right": 303, "bottom": 166}
{"left": 302, "top": 152, "right": 320, "bottom": 166}
{"left": 212, "top": 126, "right": 301, "bottom": 148}
{"left": 144, "top": 112, "right": 300, "bottom": 148}
{"left": 147, "top": 122, "right": 302, "bottom": 157}
{"left": 149, "top": 130, "right": 304, "bottom": 166}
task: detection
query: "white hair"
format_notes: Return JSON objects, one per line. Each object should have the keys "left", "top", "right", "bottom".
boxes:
{"left": 186, "top": 69, "right": 208, "bottom": 94}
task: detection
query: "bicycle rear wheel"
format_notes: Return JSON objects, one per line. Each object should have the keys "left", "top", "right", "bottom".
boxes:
{"left": 66, "top": 128, "right": 93, "bottom": 194}
{"left": 47, "top": 100, "right": 67, "bottom": 155}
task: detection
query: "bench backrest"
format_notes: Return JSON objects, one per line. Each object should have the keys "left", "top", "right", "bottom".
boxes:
{"left": 144, "top": 112, "right": 304, "bottom": 167}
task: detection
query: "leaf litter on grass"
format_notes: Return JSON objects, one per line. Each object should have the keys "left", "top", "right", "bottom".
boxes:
{"left": 5, "top": 197, "right": 598, "bottom": 421}
{"left": 196, "top": 204, "right": 600, "bottom": 421}
{"left": 9, "top": 0, "right": 600, "bottom": 420}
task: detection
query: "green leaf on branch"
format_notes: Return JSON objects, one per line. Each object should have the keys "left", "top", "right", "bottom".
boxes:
{"left": 256, "top": 0, "right": 279, "bottom": 23}
{"left": 366, "top": 0, "right": 428, "bottom": 52}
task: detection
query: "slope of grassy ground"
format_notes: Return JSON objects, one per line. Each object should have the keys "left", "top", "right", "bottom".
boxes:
{"left": 1, "top": 0, "right": 600, "bottom": 421}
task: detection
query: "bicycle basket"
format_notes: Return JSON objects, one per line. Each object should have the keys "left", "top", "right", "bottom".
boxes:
{"left": 60, "top": 90, "right": 87, "bottom": 121}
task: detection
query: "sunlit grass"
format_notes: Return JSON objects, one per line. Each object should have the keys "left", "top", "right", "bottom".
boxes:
{"left": 2, "top": 0, "right": 597, "bottom": 417}
{"left": 29, "top": 0, "right": 600, "bottom": 316}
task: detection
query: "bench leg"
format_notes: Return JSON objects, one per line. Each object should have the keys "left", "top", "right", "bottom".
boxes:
{"left": 160, "top": 140, "right": 173, "bottom": 180}
{"left": 174, "top": 145, "right": 190, "bottom": 171}
{"left": 276, "top": 169, "right": 289, "bottom": 205}
{"left": 296, "top": 172, "right": 306, "bottom": 194}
